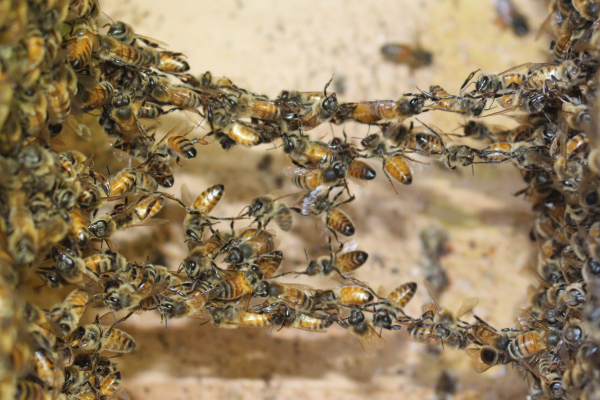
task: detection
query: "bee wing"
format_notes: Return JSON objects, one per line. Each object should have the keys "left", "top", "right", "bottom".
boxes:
{"left": 355, "top": 323, "right": 386, "bottom": 355}
{"left": 465, "top": 349, "right": 495, "bottom": 374}
{"left": 183, "top": 109, "right": 204, "bottom": 126}
{"left": 517, "top": 308, "right": 548, "bottom": 331}
{"left": 129, "top": 218, "right": 170, "bottom": 228}
{"left": 283, "top": 166, "right": 311, "bottom": 178}
{"left": 456, "top": 297, "right": 479, "bottom": 320}
{"left": 66, "top": 115, "right": 92, "bottom": 141}
{"left": 423, "top": 278, "right": 442, "bottom": 316}
{"left": 135, "top": 33, "right": 169, "bottom": 48}
{"left": 339, "top": 239, "right": 358, "bottom": 253}
{"left": 293, "top": 185, "right": 330, "bottom": 216}
{"left": 180, "top": 183, "right": 194, "bottom": 208}
{"left": 279, "top": 283, "right": 316, "bottom": 293}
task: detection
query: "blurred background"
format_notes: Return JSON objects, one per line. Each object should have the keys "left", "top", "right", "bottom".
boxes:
{"left": 38, "top": 1, "right": 554, "bottom": 399}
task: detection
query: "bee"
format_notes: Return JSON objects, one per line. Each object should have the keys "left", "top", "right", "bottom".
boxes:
{"left": 23, "top": 302, "right": 56, "bottom": 348}
{"left": 183, "top": 231, "right": 229, "bottom": 278}
{"left": 347, "top": 159, "right": 376, "bottom": 182}
{"left": 342, "top": 95, "right": 426, "bottom": 124}
{"left": 244, "top": 194, "right": 293, "bottom": 231}
{"left": 562, "top": 319, "right": 583, "bottom": 350}
{"left": 76, "top": 371, "right": 122, "bottom": 400}
{"left": 66, "top": 0, "right": 100, "bottom": 21}
{"left": 552, "top": 30, "right": 575, "bottom": 62}
{"left": 565, "top": 133, "right": 589, "bottom": 160}
{"left": 386, "top": 282, "right": 418, "bottom": 309}
{"left": 266, "top": 282, "right": 315, "bottom": 312}
{"left": 237, "top": 94, "right": 294, "bottom": 122}
{"left": 507, "top": 310, "right": 562, "bottom": 360}
{"left": 475, "top": 68, "right": 527, "bottom": 96}
{"left": 380, "top": 43, "right": 433, "bottom": 70}
{"left": 44, "top": 66, "right": 73, "bottom": 126}
{"left": 14, "top": 380, "right": 49, "bottom": 400}
{"left": 494, "top": 88, "right": 546, "bottom": 117}
{"left": 110, "top": 92, "right": 147, "bottom": 141}
{"left": 495, "top": 0, "right": 529, "bottom": 36}
{"left": 214, "top": 266, "right": 263, "bottom": 301}
{"left": 106, "top": 20, "right": 165, "bottom": 48}
{"left": 287, "top": 310, "right": 335, "bottom": 332}
{"left": 181, "top": 183, "right": 225, "bottom": 242}
{"left": 52, "top": 248, "right": 99, "bottom": 284}
{"left": 281, "top": 133, "right": 335, "bottom": 166}
{"left": 256, "top": 251, "right": 284, "bottom": 278}
{"left": 561, "top": 98, "right": 590, "bottom": 132}
{"left": 88, "top": 195, "right": 167, "bottom": 249}
{"left": 84, "top": 251, "right": 128, "bottom": 276}
{"left": 344, "top": 308, "right": 386, "bottom": 354}
{"left": 103, "top": 263, "right": 171, "bottom": 311}
{"left": 573, "top": 0, "right": 600, "bottom": 20}
{"left": 145, "top": 74, "right": 210, "bottom": 112}
{"left": 293, "top": 187, "right": 356, "bottom": 237}
{"left": 68, "top": 320, "right": 136, "bottom": 353}
{"left": 99, "top": 36, "right": 155, "bottom": 69}
{"left": 220, "top": 120, "right": 264, "bottom": 147}
{"left": 159, "top": 281, "right": 217, "bottom": 319}
{"left": 564, "top": 282, "right": 587, "bottom": 310}
{"left": 314, "top": 286, "right": 374, "bottom": 309}
{"left": 477, "top": 142, "right": 534, "bottom": 164}
{"left": 293, "top": 80, "right": 338, "bottom": 131}
{"left": 360, "top": 133, "right": 413, "bottom": 189}
{"left": 7, "top": 198, "right": 38, "bottom": 266}
{"left": 151, "top": 49, "right": 190, "bottom": 73}
{"left": 31, "top": 348, "right": 63, "bottom": 393}
{"left": 66, "top": 207, "right": 90, "bottom": 250}
{"left": 47, "top": 288, "right": 90, "bottom": 337}
{"left": 132, "top": 97, "right": 165, "bottom": 119}
{"left": 106, "top": 167, "right": 156, "bottom": 197}
{"left": 425, "top": 84, "right": 487, "bottom": 117}
{"left": 523, "top": 61, "right": 586, "bottom": 91}
{"left": 17, "top": 89, "right": 48, "bottom": 137}
{"left": 64, "top": 20, "right": 98, "bottom": 72}
{"left": 79, "top": 81, "right": 114, "bottom": 108}
{"left": 469, "top": 319, "right": 511, "bottom": 352}
{"left": 146, "top": 123, "right": 202, "bottom": 163}
{"left": 302, "top": 246, "right": 369, "bottom": 281}
{"left": 224, "top": 229, "right": 280, "bottom": 264}
{"left": 286, "top": 160, "right": 348, "bottom": 192}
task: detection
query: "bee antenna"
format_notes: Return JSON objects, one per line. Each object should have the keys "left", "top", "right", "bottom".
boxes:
{"left": 102, "top": 12, "right": 114, "bottom": 24}
{"left": 324, "top": 75, "right": 334, "bottom": 96}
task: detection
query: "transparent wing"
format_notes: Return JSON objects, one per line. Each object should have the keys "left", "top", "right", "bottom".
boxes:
{"left": 456, "top": 297, "right": 479, "bottom": 320}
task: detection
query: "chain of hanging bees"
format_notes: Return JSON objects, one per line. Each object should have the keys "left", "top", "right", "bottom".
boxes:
{"left": 1, "top": 0, "right": 600, "bottom": 399}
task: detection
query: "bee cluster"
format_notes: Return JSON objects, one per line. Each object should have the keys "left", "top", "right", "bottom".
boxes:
{"left": 1, "top": 0, "right": 600, "bottom": 399}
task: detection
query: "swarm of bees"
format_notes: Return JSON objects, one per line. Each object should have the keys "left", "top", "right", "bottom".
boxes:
{"left": 1, "top": 0, "right": 600, "bottom": 399}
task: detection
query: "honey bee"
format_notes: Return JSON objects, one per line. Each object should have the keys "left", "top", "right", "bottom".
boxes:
{"left": 220, "top": 120, "right": 264, "bottom": 147}
{"left": 84, "top": 251, "right": 128, "bottom": 276}
{"left": 562, "top": 319, "right": 583, "bottom": 350}
{"left": 106, "top": 20, "right": 165, "bottom": 48}
{"left": 76, "top": 371, "right": 122, "bottom": 400}
{"left": 465, "top": 345, "right": 503, "bottom": 373}
{"left": 23, "top": 302, "right": 56, "bottom": 348}
{"left": 88, "top": 195, "right": 167, "bottom": 249}
{"left": 224, "top": 229, "right": 280, "bottom": 264}
{"left": 425, "top": 84, "right": 487, "bottom": 117}
{"left": 181, "top": 183, "right": 225, "bottom": 242}
{"left": 106, "top": 167, "right": 156, "bottom": 197}
{"left": 523, "top": 61, "right": 587, "bottom": 91}
{"left": 66, "top": 0, "right": 99, "bottom": 21}
{"left": 494, "top": 88, "right": 547, "bottom": 117}
{"left": 347, "top": 159, "right": 377, "bottom": 182}
{"left": 66, "top": 207, "right": 90, "bottom": 250}
{"left": 287, "top": 310, "right": 335, "bottom": 332}
{"left": 561, "top": 98, "right": 590, "bottom": 132}
{"left": 183, "top": 231, "right": 229, "bottom": 278}
{"left": 7, "top": 198, "right": 38, "bottom": 266}
{"left": 341, "top": 95, "right": 426, "bottom": 124}
{"left": 68, "top": 320, "right": 136, "bottom": 353}
{"left": 293, "top": 81, "right": 338, "bottom": 131}
{"left": 314, "top": 286, "right": 374, "bottom": 310}
{"left": 344, "top": 308, "right": 386, "bottom": 354}
{"left": 380, "top": 43, "right": 433, "bottom": 70}
{"left": 507, "top": 310, "right": 562, "bottom": 360}
{"left": 79, "top": 81, "right": 114, "bottom": 108}
{"left": 17, "top": 89, "right": 48, "bottom": 137}
{"left": 145, "top": 74, "right": 210, "bottom": 112}
{"left": 302, "top": 245, "right": 369, "bottom": 281}
{"left": 64, "top": 20, "right": 98, "bottom": 72}
{"left": 132, "top": 97, "right": 165, "bottom": 119}
{"left": 286, "top": 161, "right": 348, "bottom": 192}
{"left": 386, "top": 282, "right": 418, "bottom": 309}
{"left": 159, "top": 281, "right": 217, "bottom": 319}
{"left": 99, "top": 36, "right": 155, "bottom": 69}
{"left": 573, "top": 0, "right": 600, "bottom": 20}
{"left": 14, "top": 380, "right": 49, "bottom": 400}
{"left": 47, "top": 288, "right": 89, "bottom": 337}
{"left": 103, "top": 263, "right": 171, "bottom": 311}
{"left": 237, "top": 94, "right": 294, "bottom": 122}
{"left": 266, "top": 282, "right": 315, "bottom": 312}
{"left": 360, "top": 133, "right": 413, "bottom": 189}
{"left": 281, "top": 133, "right": 335, "bottom": 166}
{"left": 495, "top": 0, "right": 529, "bottom": 36}
{"left": 151, "top": 49, "right": 191, "bottom": 73}
{"left": 475, "top": 67, "right": 528, "bottom": 96}
{"left": 214, "top": 266, "right": 263, "bottom": 301}
{"left": 31, "top": 348, "right": 63, "bottom": 393}
{"left": 293, "top": 187, "right": 356, "bottom": 237}
{"left": 110, "top": 92, "right": 147, "bottom": 141}
{"left": 244, "top": 194, "right": 293, "bottom": 231}
{"left": 256, "top": 251, "right": 284, "bottom": 278}
{"left": 145, "top": 122, "right": 202, "bottom": 163}
{"left": 553, "top": 30, "right": 575, "bottom": 62}
{"left": 44, "top": 66, "right": 73, "bottom": 126}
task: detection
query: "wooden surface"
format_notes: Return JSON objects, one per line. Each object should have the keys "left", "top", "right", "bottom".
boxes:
{"left": 52, "top": 1, "right": 552, "bottom": 399}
